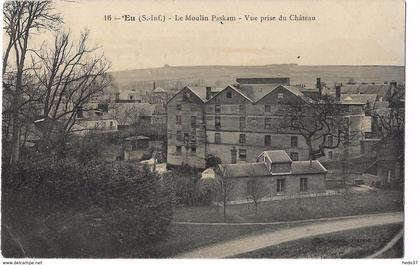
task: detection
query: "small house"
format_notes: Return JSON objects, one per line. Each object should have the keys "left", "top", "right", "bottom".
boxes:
{"left": 205, "top": 150, "right": 328, "bottom": 202}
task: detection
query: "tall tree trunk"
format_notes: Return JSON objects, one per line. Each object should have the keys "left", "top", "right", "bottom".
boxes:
{"left": 223, "top": 200, "right": 226, "bottom": 221}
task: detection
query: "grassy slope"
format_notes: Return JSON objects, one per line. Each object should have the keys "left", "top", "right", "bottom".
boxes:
{"left": 234, "top": 224, "right": 403, "bottom": 258}
{"left": 173, "top": 190, "right": 403, "bottom": 223}
{"left": 130, "top": 190, "right": 403, "bottom": 257}
{"left": 2, "top": 190, "right": 403, "bottom": 258}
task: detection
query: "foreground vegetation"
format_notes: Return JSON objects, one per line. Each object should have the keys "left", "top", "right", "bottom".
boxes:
{"left": 234, "top": 224, "right": 403, "bottom": 258}
{"left": 1, "top": 152, "right": 176, "bottom": 258}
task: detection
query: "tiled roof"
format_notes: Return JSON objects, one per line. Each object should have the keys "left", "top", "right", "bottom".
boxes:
{"left": 283, "top": 85, "right": 307, "bottom": 98}
{"left": 152, "top": 87, "right": 166, "bottom": 93}
{"left": 291, "top": 160, "right": 327, "bottom": 174}
{"left": 341, "top": 84, "right": 390, "bottom": 97}
{"left": 124, "top": 135, "right": 150, "bottom": 141}
{"left": 187, "top": 86, "right": 208, "bottom": 101}
{"left": 237, "top": 84, "right": 279, "bottom": 102}
{"left": 263, "top": 150, "right": 292, "bottom": 163}
{"left": 341, "top": 94, "right": 377, "bottom": 104}
{"left": 220, "top": 162, "right": 270, "bottom": 178}
{"left": 233, "top": 84, "right": 310, "bottom": 103}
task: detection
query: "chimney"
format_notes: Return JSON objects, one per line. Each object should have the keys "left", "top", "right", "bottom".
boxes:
{"left": 153, "top": 82, "right": 156, "bottom": 90}
{"left": 389, "top": 81, "right": 397, "bottom": 96}
{"left": 115, "top": 92, "right": 120, "bottom": 102}
{"left": 231, "top": 146, "right": 237, "bottom": 164}
{"left": 316, "top": 78, "right": 322, "bottom": 96}
{"left": 335, "top": 83, "right": 342, "bottom": 101}
{"left": 206, "top": 86, "right": 212, "bottom": 100}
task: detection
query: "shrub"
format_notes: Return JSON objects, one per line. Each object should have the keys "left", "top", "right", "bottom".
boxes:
{"left": 2, "top": 157, "right": 175, "bottom": 257}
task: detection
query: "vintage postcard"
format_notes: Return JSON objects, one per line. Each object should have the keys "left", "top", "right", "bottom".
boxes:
{"left": 1, "top": 0, "right": 408, "bottom": 262}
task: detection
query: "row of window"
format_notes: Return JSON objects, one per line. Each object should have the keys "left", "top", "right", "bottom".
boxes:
{"left": 176, "top": 115, "right": 197, "bottom": 127}
{"left": 176, "top": 115, "right": 333, "bottom": 132}
{"left": 216, "top": 133, "right": 299, "bottom": 148}
{"left": 175, "top": 145, "right": 197, "bottom": 153}
{"left": 247, "top": 177, "right": 308, "bottom": 195}
{"left": 176, "top": 131, "right": 197, "bottom": 144}
{"left": 176, "top": 104, "right": 200, "bottom": 111}
{"left": 212, "top": 103, "right": 283, "bottom": 114}
{"left": 276, "top": 178, "right": 307, "bottom": 193}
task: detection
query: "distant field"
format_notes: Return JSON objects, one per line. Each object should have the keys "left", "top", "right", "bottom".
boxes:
{"left": 109, "top": 64, "right": 405, "bottom": 92}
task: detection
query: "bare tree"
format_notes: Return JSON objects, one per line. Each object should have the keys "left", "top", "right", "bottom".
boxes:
{"left": 282, "top": 96, "right": 351, "bottom": 160}
{"left": 246, "top": 165, "right": 268, "bottom": 215}
{"left": 3, "top": 0, "right": 62, "bottom": 164}
{"left": 30, "top": 30, "right": 111, "bottom": 150}
{"left": 212, "top": 165, "right": 237, "bottom": 221}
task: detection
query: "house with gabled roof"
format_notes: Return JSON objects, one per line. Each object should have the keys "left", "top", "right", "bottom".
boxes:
{"left": 203, "top": 150, "right": 327, "bottom": 202}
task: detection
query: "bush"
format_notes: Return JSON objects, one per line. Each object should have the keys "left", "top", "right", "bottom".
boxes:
{"left": 168, "top": 165, "right": 211, "bottom": 206}
{"left": 1, "top": 157, "right": 175, "bottom": 257}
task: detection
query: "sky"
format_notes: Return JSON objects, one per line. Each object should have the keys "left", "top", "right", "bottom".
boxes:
{"left": 41, "top": 0, "right": 406, "bottom": 71}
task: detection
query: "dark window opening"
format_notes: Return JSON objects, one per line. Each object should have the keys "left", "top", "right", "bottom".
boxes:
{"left": 239, "top": 134, "right": 246, "bottom": 144}
{"left": 215, "top": 133, "right": 221, "bottom": 144}
{"left": 290, "top": 152, "right": 299, "bottom": 161}
{"left": 265, "top": 118, "right": 271, "bottom": 129}
{"left": 215, "top": 116, "right": 221, "bottom": 129}
{"left": 264, "top": 135, "right": 271, "bottom": 146}
{"left": 300, "top": 178, "right": 308, "bottom": 192}
{"left": 291, "top": 136, "right": 298, "bottom": 147}
{"left": 239, "top": 149, "right": 247, "bottom": 160}
{"left": 276, "top": 179, "right": 286, "bottom": 193}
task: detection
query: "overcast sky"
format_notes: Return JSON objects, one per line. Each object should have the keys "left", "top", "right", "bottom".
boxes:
{"left": 49, "top": 0, "right": 405, "bottom": 71}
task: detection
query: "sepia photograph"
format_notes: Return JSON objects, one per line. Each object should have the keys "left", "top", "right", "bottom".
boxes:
{"left": 0, "top": 0, "right": 411, "bottom": 262}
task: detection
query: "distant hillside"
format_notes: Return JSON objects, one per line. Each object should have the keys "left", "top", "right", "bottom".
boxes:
{"left": 109, "top": 64, "right": 405, "bottom": 93}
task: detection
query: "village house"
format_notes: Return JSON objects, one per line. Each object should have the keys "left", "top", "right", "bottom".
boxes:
{"left": 166, "top": 77, "right": 373, "bottom": 169}
{"left": 205, "top": 150, "right": 327, "bottom": 202}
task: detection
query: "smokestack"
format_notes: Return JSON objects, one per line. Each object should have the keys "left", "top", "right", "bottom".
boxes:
{"left": 389, "top": 81, "right": 397, "bottom": 97}
{"left": 115, "top": 92, "right": 120, "bottom": 102}
{"left": 335, "top": 83, "right": 342, "bottom": 101}
{"left": 153, "top": 82, "right": 156, "bottom": 90}
{"left": 316, "top": 78, "right": 322, "bottom": 96}
{"left": 206, "top": 86, "right": 212, "bottom": 100}
{"left": 231, "top": 146, "right": 237, "bottom": 164}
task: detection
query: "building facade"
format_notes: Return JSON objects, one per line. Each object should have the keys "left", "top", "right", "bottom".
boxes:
{"left": 210, "top": 150, "right": 327, "bottom": 202}
{"left": 167, "top": 78, "right": 372, "bottom": 169}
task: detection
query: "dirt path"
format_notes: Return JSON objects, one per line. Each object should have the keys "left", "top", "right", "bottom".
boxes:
{"left": 175, "top": 212, "right": 403, "bottom": 258}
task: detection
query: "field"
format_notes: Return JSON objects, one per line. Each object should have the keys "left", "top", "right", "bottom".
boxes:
{"left": 234, "top": 224, "right": 403, "bottom": 258}
{"left": 130, "top": 190, "right": 403, "bottom": 257}
{"left": 173, "top": 190, "right": 403, "bottom": 223}
{"left": 109, "top": 64, "right": 405, "bottom": 92}
{"left": 2, "top": 189, "right": 403, "bottom": 258}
